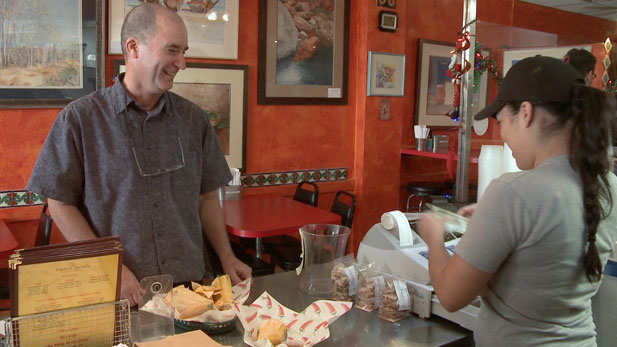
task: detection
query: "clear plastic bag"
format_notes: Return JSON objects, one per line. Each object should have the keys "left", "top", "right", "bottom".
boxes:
{"left": 378, "top": 274, "right": 412, "bottom": 322}
{"left": 331, "top": 255, "right": 361, "bottom": 301}
{"left": 356, "top": 264, "right": 386, "bottom": 312}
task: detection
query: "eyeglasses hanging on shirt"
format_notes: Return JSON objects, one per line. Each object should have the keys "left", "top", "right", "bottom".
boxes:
{"left": 124, "top": 104, "right": 185, "bottom": 177}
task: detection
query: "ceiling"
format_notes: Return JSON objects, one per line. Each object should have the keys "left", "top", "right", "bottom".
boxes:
{"left": 521, "top": 0, "right": 617, "bottom": 21}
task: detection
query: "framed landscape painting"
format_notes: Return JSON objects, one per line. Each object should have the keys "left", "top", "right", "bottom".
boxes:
{"left": 0, "top": 0, "right": 104, "bottom": 108}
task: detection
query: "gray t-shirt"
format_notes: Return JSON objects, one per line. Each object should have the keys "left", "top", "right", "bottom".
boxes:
{"left": 27, "top": 75, "right": 232, "bottom": 283}
{"left": 456, "top": 155, "right": 617, "bottom": 346}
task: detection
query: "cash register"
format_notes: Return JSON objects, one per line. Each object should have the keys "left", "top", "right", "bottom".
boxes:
{"left": 357, "top": 206, "right": 479, "bottom": 331}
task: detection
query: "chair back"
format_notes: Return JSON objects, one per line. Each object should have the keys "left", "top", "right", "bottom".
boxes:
{"left": 293, "top": 181, "right": 319, "bottom": 207}
{"left": 35, "top": 202, "right": 53, "bottom": 246}
{"left": 330, "top": 191, "right": 356, "bottom": 228}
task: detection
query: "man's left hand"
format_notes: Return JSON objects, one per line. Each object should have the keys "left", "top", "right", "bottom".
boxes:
{"left": 221, "top": 256, "right": 252, "bottom": 284}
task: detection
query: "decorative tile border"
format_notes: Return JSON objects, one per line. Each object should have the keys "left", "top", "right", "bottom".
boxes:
{"left": 0, "top": 190, "right": 46, "bottom": 209}
{"left": 0, "top": 168, "right": 349, "bottom": 207}
{"left": 242, "top": 168, "right": 348, "bottom": 187}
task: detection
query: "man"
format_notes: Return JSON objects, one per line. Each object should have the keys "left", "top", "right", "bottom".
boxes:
{"left": 26, "top": 3, "right": 251, "bottom": 306}
{"left": 563, "top": 48, "right": 597, "bottom": 86}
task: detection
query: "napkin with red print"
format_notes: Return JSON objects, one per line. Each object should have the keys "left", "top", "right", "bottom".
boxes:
{"left": 234, "top": 291, "right": 352, "bottom": 347}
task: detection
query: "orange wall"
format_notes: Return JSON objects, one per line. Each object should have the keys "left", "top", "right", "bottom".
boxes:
{"left": 2, "top": 0, "right": 617, "bottom": 254}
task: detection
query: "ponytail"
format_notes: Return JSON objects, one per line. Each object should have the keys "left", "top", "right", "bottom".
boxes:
{"left": 506, "top": 86, "right": 615, "bottom": 282}
{"left": 568, "top": 86, "right": 614, "bottom": 282}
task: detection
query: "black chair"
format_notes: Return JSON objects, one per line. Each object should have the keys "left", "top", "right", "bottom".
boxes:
{"left": 269, "top": 190, "right": 356, "bottom": 271}
{"left": 330, "top": 191, "right": 356, "bottom": 228}
{"left": 293, "top": 181, "right": 319, "bottom": 206}
{"left": 35, "top": 202, "right": 53, "bottom": 246}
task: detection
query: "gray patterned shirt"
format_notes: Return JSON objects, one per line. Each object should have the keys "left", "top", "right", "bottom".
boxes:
{"left": 27, "top": 74, "right": 232, "bottom": 283}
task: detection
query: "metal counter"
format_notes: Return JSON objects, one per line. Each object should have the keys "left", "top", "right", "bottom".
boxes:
{"left": 202, "top": 270, "right": 474, "bottom": 346}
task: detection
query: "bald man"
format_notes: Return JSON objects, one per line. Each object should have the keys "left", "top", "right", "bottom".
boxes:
{"left": 27, "top": 4, "right": 251, "bottom": 306}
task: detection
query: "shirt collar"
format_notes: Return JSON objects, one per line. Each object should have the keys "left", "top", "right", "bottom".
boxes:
{"left": 111, "top": 73, "right": 169, "bottom": 117}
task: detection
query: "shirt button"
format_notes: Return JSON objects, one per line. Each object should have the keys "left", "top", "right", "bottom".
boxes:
{"left": 154, "top": 201, "right": 160, "bottom": 207}
{"left": 147, "top": 144, "right": 153, "bottom": 150}
{"left": 157, "top": 230, "right": 163, "bottom": 237}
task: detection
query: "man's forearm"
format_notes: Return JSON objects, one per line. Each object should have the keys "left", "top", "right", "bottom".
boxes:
{"left": 47, "top": 198, "right": 98, "bottom": 242}
{"left": 199, "top": 191, "right": 234, "bottom": 260}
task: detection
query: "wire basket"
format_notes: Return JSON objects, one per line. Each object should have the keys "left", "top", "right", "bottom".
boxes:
{"left": 6, "top": 300, "right": 131, "bottom": 347}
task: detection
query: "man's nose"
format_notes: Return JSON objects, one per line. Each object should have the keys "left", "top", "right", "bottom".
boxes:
{"left": 176, "top": 54, "right": 186, "bottom": 70}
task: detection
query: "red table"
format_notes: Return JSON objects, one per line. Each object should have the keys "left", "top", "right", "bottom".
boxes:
{"left": 0, "top": 219, "right": 18, "bottom": 260}
{"left": 221, "top": 195, "right": 342, "bottom": 258}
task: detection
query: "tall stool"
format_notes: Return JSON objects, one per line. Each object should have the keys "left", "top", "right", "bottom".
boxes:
{"left": 406, "top": 182, "right": 445, "bottom": 212}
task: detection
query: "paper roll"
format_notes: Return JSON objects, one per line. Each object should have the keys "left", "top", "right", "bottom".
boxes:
{"left": 381, "top": 211, "right": 414, "bottom": 246}
{"left": 502, "top": 143, "right": 521, "bottom": 173}
{"left": 478, "top": 145, "right": 504, "bottom": 201}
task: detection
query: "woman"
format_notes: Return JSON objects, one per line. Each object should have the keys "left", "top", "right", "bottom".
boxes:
{"left": 417, "top": 56, "right": 617, "bottom": 346}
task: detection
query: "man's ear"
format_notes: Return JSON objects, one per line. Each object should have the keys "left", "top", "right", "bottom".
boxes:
{"left": 125, "top": 38, "right": 139, "bottom": 58}
{"left": 519, "top": 101, "right": 534, "bottom": 128}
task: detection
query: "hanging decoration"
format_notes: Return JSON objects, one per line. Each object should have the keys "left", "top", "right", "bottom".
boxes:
{"left": 602, "top": 38, "right": 616, "bottom": 94}
{"left": 445, "top": 31, "right": 503, "bottom": 122}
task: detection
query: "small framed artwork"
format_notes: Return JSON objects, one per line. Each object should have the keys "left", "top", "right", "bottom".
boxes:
{"left": 415, "top": 39, "right": 488, "bottom": 127}
{"left": 378, "top": 11, "right": 398, "bottom": 32}
{"left": 367, "top": 52, "right": 406, "bottom": 97}
{"left": 0, "top": 0, "right": 104, "bottom": 108}
{"left": 257, "top": 0, "right": 350, "bottom": 105}
{"left": 108, "top": 0, "right": 239, "bottom": 59}
{"left": 114, "top": 61, "right": 248, "bottom": 170}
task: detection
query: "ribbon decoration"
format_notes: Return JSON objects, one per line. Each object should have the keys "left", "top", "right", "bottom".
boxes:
{"left": 445, "top": 31, "right": 472, "bottom": 122}
{"left": 445, "top": 36, "right": 504, "bottom": 122}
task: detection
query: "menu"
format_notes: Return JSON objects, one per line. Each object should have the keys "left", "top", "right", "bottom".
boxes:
{"left": 8, "top": 236, "right": 123, "bottom": 346}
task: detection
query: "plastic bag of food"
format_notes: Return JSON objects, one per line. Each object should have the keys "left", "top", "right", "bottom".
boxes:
{"left": 330, "top": 255, "right": 361, "bottom": 301}
{"left": 378, "top": 274, "right": 412, "bottom": 322}
{"left": 356, "top": 264, "right": 386, "bottom": 312}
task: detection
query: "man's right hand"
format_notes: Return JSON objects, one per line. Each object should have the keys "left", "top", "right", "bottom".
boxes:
{"left": 121, "top": 264, "right": 141, "bottom": 307}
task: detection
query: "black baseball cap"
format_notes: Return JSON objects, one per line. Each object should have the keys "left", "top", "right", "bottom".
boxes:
{"left": 474, "top": 55, "right": 585, "bottom": 120}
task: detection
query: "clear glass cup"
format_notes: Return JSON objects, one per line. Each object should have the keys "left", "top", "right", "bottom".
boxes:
{"left": 297, "top": 224, "right": 351, "bottom": 295}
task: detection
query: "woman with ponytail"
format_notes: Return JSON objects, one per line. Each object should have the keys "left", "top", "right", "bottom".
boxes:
{"left": 417, "top": 56, "right": 617, "bottom": 346}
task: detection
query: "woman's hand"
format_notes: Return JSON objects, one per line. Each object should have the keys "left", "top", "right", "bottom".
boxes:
{"left": 417, "top": 213, "right": 446, "bottom": 246}
{"left": 457, "top": 203, "right": 477, "bottom": 218}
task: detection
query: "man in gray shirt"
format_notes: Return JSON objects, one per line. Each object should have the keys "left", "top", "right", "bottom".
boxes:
{"left": 27, "top": 4, "right": 251, "bottom": 306}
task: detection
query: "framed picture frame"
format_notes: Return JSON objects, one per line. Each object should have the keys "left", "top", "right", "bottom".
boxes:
{"left": 257, "top": 0, "right": 350, "bottom": 105}
{"left": 114, "top": 61, "right": 248, "bottom": 170}
{"left": 108, "top": 0, "right": 239, "bottom": 59}
{"left": 415, "top": 39, "right": 488, "bottom": 127}
{"left": 367, "top": 51, "right": 406, "bottom": 96}
{"left": 502, "top": 45, "right": 592, "bottom": 73}
{"left": 0, "top": 0, "right": 104, "bottom": 108}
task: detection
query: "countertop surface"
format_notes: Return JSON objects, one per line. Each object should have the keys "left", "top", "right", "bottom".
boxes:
{"left": 198, "top": 270, "right": 473, "bottom": 346}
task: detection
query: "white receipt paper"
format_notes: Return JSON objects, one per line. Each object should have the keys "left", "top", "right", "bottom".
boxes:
{"left": 381, "top": 210, "right": 414, "bottom": 247}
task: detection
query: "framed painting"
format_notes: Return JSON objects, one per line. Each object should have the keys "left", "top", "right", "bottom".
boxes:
{"left": 415, "top": 39, "right": 488, "bottom": 127}
{"left": 502, "top": 45, "right": 592, "bottom": 73}
{"left": 257, "top": 0, "right": 350, "bottom": 105}
{"left": 367, "top": 52, "right": 405, "bottom": 96}
{"left": 0, "top": 0, "right": 104, "bottom": 108}
{"left": 114, "top": 61, "right": 248, "bottom": 170}
{"left": 109, "top": 0, "right": 239, "bottom": 59}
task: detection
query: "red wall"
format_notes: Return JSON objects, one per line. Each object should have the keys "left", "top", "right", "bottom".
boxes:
{"left": 1, "top": 0, "right": 617, "bottom": 256}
